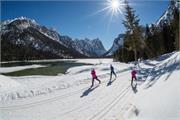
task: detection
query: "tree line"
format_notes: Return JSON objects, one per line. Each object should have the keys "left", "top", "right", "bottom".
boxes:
{"left": 114, "top": 0, "right": 179, "bottom": 63}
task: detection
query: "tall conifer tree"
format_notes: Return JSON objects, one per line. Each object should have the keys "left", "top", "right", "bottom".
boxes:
{"left": 123, "top": 0, "right": 143, "bottom": 61}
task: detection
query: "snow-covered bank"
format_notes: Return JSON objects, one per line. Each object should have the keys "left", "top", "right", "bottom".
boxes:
{"left": 0, "top": 64, "right": 46, "bottom": 73}
{"left": 125, "top": 51, "right": 180, "bottom": 120}
{"left": 75, "top": 58, "right": 113, "bottom": 64}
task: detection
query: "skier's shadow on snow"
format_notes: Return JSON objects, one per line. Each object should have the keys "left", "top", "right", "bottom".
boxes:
{"left": 80, "top": 85, "right": 99, "bottom": 98}
{"left": 107, "top": 78, "right": 116, "bottom": 86}
{"left": 131, "top": 83, "right": 138, "bottom": 93}
{"left": 107, "top": 80, "right": 113, "bottom": 86}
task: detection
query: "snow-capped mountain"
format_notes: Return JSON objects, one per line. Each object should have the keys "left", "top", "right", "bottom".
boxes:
{"left": 54, "top": 35, "right": 106, "bottom": 57}
{"left": 73, "top": 38, "right": 106, "bottom": 57}
{"left": 105, "top": 34, "right": 125, "bottom": 56}
{"left": 1, "top": 17, "right": 85, "bottom": 61}
{"left": 1, "top": 17, "right": 106, "bottom": 61}
{"left": 58, "top": 37, "right": 106, "bottom": 57}
{"left": 156, "top": 0, "right": 179, "bottom": 26}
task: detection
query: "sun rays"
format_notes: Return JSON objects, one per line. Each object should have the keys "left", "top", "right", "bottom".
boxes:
{"left": 91, "top": 0, "right": 125, "bottom": 18}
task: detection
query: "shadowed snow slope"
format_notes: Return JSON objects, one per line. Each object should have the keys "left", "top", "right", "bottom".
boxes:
{"left": 125, "top": 51, "right": 180, "bottom": 120}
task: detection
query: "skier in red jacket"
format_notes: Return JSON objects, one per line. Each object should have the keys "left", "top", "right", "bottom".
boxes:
{"left": 131, "top": 69, "right": 137, "bottom": 86}
{"left": 91, "top": 68, "right": 101, "bottom": 87}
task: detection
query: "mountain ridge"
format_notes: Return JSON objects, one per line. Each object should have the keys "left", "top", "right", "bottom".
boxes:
{"left": 1, "top": 17, "right": 107, "bottom": 61}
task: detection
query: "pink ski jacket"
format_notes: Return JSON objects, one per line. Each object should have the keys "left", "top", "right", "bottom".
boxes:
{"left": 131, "top": 70, "right": 137, "bottom": 78}
{"left": 91, "top": 69, "right": 97, "bottom": 78}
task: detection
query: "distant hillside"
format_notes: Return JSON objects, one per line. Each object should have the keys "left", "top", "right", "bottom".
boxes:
{"left": 1, "top": 17, "right": 106, "bottom": 61}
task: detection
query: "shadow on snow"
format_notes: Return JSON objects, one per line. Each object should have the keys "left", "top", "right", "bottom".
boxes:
{"left": 131, "top": 83, "right": 138, "bottom": 93}
{"left": 107, "top": 78, "right": 116, "bottom": 86}
{"left": 80, "top": 85, "right": 99, "bottom": 98}
{"left": 141, "top": 54, "right": 180, "bottom": 89}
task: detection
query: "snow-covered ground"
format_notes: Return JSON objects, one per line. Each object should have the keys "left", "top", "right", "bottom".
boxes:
{"left": 0, "top": 52, "right": 179, "bottom": 120}
{"left": 126, "top": 51, "right": 180, "bottom": 120}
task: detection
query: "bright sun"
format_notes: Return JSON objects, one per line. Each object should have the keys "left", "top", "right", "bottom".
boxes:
{"left": 107, "top": 0, "right": 125, "bottom": 16}
{"left": 89, "top": 0, "right": 125, "bottom": 22}
{"left": 111, "top": 0, "right": 120, "bottom": 9}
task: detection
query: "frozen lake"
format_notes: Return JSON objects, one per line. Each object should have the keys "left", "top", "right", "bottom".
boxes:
{"left": 1, "top": 61, "right": 90, "bottom": 76}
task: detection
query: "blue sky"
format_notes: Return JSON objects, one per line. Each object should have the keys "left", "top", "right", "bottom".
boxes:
{"left": 1, "top": 0, "right": 169, "bottom": 50}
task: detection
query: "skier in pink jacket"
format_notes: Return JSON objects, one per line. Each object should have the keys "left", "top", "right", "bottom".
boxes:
{"left": 131, "top": 70, "right": 137, "bottom": 86}
{"left": 91, "top": 69, "right": 101, "bottom": 87}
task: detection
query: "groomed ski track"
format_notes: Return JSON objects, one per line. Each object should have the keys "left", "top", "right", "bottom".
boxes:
{"left": 0, "top": 69, "right": 134, "bottom": 120}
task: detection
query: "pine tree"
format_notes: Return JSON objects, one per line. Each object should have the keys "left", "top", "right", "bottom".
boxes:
{"left": 152, "top": 24, "right": 166, "bottom": 56}
{"left": 144, "top": 24, "right": 155, "bottom": 58}
{"left": 162, "top": 22, "right": 175, "bottom": 53}
{"left": 171, "top": 2, "right": 179, "bottom": 50}
{"left": 122, "top": 0, "right": 143, "bottom": 61}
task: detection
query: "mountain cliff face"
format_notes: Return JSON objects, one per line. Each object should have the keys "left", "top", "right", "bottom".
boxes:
{"left": 1, "top": 17, "right": 106, "bottom": 61}
{"left": 156, "top": 0, "right": 179, "bottom": 26}
{"left": 73, "top": 38, "right": 106, "bottom": 57}
{"left": 105, "top": 34, "right": 124, "bottom": 56}
{"left": 60, "top": 37, "right": 106, "bottom": 57}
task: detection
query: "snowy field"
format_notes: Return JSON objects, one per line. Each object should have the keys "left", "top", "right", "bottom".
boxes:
{"left": 0, "top": 52, "right": 180, "bottom": 120}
